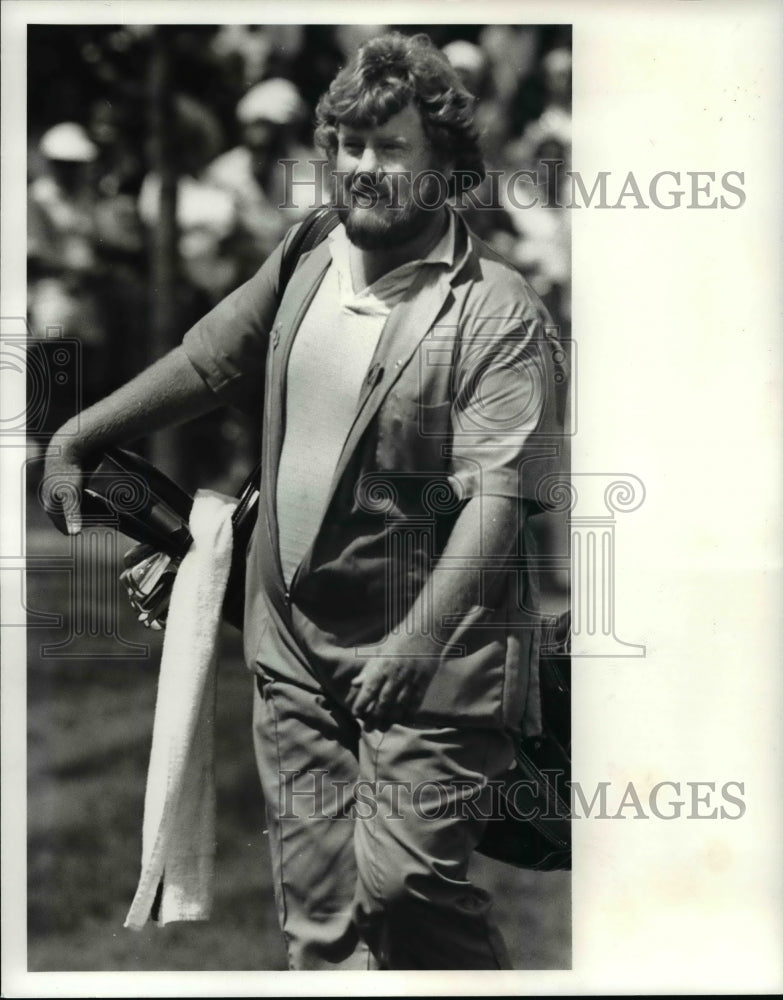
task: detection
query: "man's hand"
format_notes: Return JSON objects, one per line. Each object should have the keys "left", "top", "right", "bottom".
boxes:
{"left": 344, "top": 495, "right": 520, "bottom": 729}
{"left": 39, "top": 345, "right": 221, "bottom": 536}
{"left": 346, "top": 646, "right": 440, "bottom": 728}
{"left": 43, "top": 428, "right": 87, "bottom": 535}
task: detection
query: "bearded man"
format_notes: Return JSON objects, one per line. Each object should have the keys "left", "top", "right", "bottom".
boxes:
{"left": 45, "top": 32, "right": 566, "bottom": 970}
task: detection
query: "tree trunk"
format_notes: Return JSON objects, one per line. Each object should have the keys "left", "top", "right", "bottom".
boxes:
{"left": 147, "top": 27, "right": 183, "bottom": 480}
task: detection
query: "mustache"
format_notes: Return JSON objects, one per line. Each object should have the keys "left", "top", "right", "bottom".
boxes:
{"left": 336, "top": 171, "right": 421, "bottom": 212}
{"left": 346, "top": 171, "right": 394, "bottom": 197}
{"left": 330, "top": 169, "right": 448, "bottom": 214}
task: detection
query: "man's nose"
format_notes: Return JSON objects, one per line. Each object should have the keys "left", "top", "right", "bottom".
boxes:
{"left": 357, "top": 144, "right": 380, "bottom": 174}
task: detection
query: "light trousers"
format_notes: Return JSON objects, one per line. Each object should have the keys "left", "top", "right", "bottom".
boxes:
{"left": 252, "top": 672, "right": 516, "bottom": 970}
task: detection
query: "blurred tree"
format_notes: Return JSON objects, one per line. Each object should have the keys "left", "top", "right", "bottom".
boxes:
{"left": 147, "top": 26, "right": 183, "bottom": 480}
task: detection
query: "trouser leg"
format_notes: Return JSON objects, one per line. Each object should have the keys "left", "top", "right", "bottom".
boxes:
{"left": 252, "top": 675, "right": 376, "bottom": 970}
{"left": 253, "top": 673, "right": 517, "bottom": 970}
{"left": 353, "top": 722, "right": 516, "bottom": 970}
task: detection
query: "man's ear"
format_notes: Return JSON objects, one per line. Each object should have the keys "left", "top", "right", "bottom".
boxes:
{"left": 439, "top": 161, "right": 456, "bottom": 198}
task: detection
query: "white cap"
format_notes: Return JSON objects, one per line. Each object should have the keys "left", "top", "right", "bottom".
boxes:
{"left": 235, "top": 78, "right": 306, "bottom": 126}
{"left": 543, "top": 47, "right": 572, "bottom": 77}
{"left": 442, "top": 40, "right": 486, "bottom": 76}
{"left": 39, "top": 122, "right": 98, "bottom": 162}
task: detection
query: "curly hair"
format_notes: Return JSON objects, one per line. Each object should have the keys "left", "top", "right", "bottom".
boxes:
{"left": 314, "top": 32, "right": 486, "bottom": 187}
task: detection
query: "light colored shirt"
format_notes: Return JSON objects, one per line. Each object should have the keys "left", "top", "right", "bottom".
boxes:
{"left": 276, "top": 212, "right": 456, "bottom": 587}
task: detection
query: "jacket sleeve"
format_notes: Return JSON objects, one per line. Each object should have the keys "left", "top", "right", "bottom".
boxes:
{"left": 448, "top": 272, "right": 569, "bottom": 506}
{"left": 180, "top": 226, "right": 298, "bottom": 412}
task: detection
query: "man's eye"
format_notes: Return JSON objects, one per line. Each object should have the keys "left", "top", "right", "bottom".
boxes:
{"left": 343, "top": 141, "right": 363, "bottom": 155}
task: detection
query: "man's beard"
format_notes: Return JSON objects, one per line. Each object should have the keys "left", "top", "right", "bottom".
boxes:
{"left": 331, "top": 170, "right": 444, "bottom": 251}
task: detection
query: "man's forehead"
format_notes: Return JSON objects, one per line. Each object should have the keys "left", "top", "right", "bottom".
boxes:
{"left": 338, "top": 105, "right": 425, "bottom": 139}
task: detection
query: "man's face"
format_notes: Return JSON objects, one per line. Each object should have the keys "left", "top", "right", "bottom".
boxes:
{"left": 333, "top": 104, "right": 451, "bottom": 250}
{"left": 242, "top": 118, "right": 282, "bottom": 158}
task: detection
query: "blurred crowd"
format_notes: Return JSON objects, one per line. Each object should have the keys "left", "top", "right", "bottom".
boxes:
{"left": 28, "top": 23, "right": 571, "bottom": 488}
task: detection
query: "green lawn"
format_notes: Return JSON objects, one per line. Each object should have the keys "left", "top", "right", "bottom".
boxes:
{"left": 25, "top": 507, "right": 570, "bottom": 972}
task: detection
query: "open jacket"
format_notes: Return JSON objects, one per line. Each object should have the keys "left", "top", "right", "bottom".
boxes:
{"left": 182, "top": 208, "right": 568, "bottom": 731}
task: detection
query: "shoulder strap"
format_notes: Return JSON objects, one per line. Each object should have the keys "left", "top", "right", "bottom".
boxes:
{"left": 278, "top": 205, "right": 339, "bottom": 292}
{"left": 233, "top": 206, "right": 339, "bottom": 508}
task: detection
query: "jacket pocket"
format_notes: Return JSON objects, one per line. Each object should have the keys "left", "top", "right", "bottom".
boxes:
{"left": 375, "top": 381, "right": 451, "bottom": 472}
{"left": 418, "top": 604, "right": 508, "bottom": 725}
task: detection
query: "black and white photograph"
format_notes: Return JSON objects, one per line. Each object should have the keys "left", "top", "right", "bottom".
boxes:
{"left": 1, "top": 0, "right": 781, "bottom": 996}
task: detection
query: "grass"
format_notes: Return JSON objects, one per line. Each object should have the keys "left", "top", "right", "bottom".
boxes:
{"left": 25, "top": 502, "right": 570, "bottom": 972}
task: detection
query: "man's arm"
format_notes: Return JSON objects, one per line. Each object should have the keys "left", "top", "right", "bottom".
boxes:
{"left": 43, "top": 345, "right": 219, "bottom": 533}
{"left": 346, "top": 493, "right": 519, "bottom": 727}
{"left": 42, "top": 214, "right": 303, "bottom": 532}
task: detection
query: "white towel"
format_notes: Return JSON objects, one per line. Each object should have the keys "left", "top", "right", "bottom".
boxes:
{"left": 125, "top": 489, "right": 236, "bottom": 930}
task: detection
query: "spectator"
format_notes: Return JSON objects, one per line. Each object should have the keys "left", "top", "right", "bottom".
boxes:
{"left": 138, "top": 95, "right": 237, "bottom": 303}
{"left": 498, "top": 139, "right": 569, "bottom": 325}
{"left": 210, "top": 25, "right": 305, "bottom": 91}
{"left": 28, "top": 122, "right": 106, "bottom": 357}
{"left": 442, "top": 39, "right": 489, "bottom": 96}
{"left": 204, "top": 78, "right": 320, "bottom": 284}
{"left": 28, "top": 122, "right": 98, "bottom": 277}
{"left": 441, "top": 40, "right": 520, "bottom": 264}
{"left": 505, "top": 46, "right": 572, "bottom": 174}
